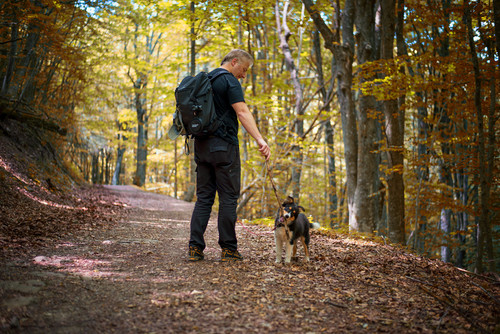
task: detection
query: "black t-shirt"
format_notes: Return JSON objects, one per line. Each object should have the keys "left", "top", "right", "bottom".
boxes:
{"left": 208, "top": 68, "right": 245, "bottom": 145}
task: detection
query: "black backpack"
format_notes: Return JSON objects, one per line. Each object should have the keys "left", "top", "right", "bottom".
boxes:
{"left": 168, "top": 70, "right": 230, "bottom": 146}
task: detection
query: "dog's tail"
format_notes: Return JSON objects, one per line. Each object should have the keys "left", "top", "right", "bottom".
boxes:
{"left": 310, "top": 222, "right": 321, "bottom": 229}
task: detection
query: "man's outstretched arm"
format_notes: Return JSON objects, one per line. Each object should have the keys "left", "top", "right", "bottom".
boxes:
{"left": 232, "top": 101, "right": 270, "bottom": 160}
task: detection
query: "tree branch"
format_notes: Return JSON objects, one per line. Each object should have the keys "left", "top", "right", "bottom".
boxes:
{"left": 0, "top": 37, "right": 23, "bottom": 45}
{"left": 301, "top": 0, "right": 336, "bottom": 52}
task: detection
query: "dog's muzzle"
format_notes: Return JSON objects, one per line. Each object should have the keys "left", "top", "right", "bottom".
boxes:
{"left": 274, "top": 216, "right": 285, "bottom": 229}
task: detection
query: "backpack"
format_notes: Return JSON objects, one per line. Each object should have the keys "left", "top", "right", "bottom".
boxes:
{"left": 168, "top": 70, "right": 230, "bottom": 148}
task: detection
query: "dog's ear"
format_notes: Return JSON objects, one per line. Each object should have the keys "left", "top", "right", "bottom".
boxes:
{"left": 298, "top": 206, "right": 306, "bottom": 212}
{"left": 284, "top": 196, "right": 294, "bottom": 204}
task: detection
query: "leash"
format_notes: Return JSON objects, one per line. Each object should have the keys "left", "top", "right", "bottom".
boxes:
{"left": 265, "top": 160, "right": 282, "bottom": 212}
{"left": 265, "top": 160, "right": 290, "bottom": 239}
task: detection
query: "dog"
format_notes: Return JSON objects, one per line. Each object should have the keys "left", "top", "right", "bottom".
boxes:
{"left": 274, "top": 196, "right": 320, "bottom": 263}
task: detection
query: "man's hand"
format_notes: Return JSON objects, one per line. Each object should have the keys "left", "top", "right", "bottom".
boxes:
{"left": 257, "top": 138, "right": 271, "bottom": 160}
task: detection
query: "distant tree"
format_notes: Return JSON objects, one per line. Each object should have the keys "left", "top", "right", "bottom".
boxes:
{"left": 464, "top": 0, "right": 496, "bottom": 273}
{"left": 312, "top": 30, "right": 337, "bottom": 226}
{"left": 380, "top": 0, "right": 405, "bottom": 244}
{"left": 302, "top": 0, "right": 383, "bottom": 235}
{"left": 275, "top": 0, "right": 305, "bottom": 200}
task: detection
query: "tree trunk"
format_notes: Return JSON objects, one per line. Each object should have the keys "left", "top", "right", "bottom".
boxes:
{"left": 112, "top": 147, "right": 125, "bottom": 185}
{"left": 99, "top": 149, "right": 105, "bottom": 184}
{"left": 352, "top": 0, "right": 378, "bottom": 234}
{"left": 494, "top": 0, "right": 500, "bottom": 59}
{"left": 276, "top": 0, "right": 304, "bottom": 200}
{"left": 455, "top": 168, "right": 468, "bottom": 268}
{"left": 433, "top": 0, "right": 453, "bottom": 263}
{"left": 1, "top": 14, "right": 18, "bottom": 96}
{"left": 302, "top": 0, "right": 358, "bottom": 231}
{"left": 440, "top": 208, "right": 452, "bottom": 262}
{"left": 380, "top": 0, "right": 405, "bottom": 244}
{"left": 464, "top": 1, "right": 493, "bottom": 273}
{"left": 184, "top": 1, "right": 197, "bottom": 202}
{"left": 134, "top": 77, "right": 148, "bottom": 187}
{"left": 313, "top": 30, "right": 337, "bottom": 226}
{"left": 112, "top": 120, "right": 127, "bottom": 186}
{"left": 9, "top": 23, "right": 39, "bottom": 99}
{"left": 324, "top": 120, "right": 337, "bottom": 225}
{"left": 485, "top": 36, "right": 496, "bottom": 273}
{"left": 91, "top": 152, "right": 99, "bottom": 184}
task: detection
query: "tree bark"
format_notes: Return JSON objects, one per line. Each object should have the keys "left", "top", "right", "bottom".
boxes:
{"left": 485, "top": 33, "right": 496, "bottom": 273}
{"left": 91, "top": 152, "right": 99, "bottom": 184}
{"left": 133, "top": 74, "right": 148, "bottom": 187}
{"left": 440, "top": 209, "right": 452, "bottom": 263}
{"left": 112, "top": 147, "right": 125, "bottom": 185}
{"left": 494, "top": 0, "right": 500, "bottom": 59}
{"left": 184, "top": 1, "right": 197, "bottom": 202}
{"left": 276, "top": 0, "right": 304, "bottom": 200}
{"left": 380, "top": 0, "right": 405, "bottom": 244}
{"left": 313, "top": 30, "right": 337, "bottom": 226}
{"left": 464, "top": 1, "right": 493, "bottom": 273}
{"left": 352, "top": 0, "right": 378, "bottom": 234}
{"left": 302, "top": 0, "right": 358, "bottom": 231}
{"left": 113, "top": 122, "right": 127, "bottom": 186}
{"left": 1, "top": 14, "right": 18, "bottom": 96}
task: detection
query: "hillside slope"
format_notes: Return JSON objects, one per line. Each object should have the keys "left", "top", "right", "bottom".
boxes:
{"left": 0, "top": 118, "right": 123, "bottom": 260}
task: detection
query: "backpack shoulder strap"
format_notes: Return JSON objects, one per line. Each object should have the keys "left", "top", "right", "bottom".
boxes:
{"left": 208, "top": 69, "right": 231, "bottom": 82}
{"left": 205, "top": 69, "right": 233, "bottom": 134}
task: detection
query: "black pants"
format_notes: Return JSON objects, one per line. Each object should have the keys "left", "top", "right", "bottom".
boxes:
{"left": 189, "top": 137, "right": 241, "bottom": 251}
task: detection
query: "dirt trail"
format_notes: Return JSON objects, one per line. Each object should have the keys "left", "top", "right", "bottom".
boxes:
{"left": 0, "top": 186, "right": 498, "bottom": 333}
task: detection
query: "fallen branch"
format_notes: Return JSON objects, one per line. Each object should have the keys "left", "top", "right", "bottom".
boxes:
{"left": 414, "top": 281, "right": 490, "bottom": 334}
{"left": 470, "top": 281, "right": 500, "bottom": 306}
{"left": 323, "top": 298, "right": 348, "bottom": 309}
{"left": 455, "top": 267, "right": 498, "bottom": 283}
{"left": 405, "top": 276, "right": 449, "bottom": 293}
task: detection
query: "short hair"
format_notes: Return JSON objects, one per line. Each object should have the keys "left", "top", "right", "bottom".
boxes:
{"left": 221, "top": 49, "right": 254, "bottom": 66}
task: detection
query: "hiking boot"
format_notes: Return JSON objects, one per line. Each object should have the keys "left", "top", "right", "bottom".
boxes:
{"left": 189, "top": 246, "right": 204, "bottom": 262}
{"left": 221, "top": 248, "right": 243, "bottom": 262}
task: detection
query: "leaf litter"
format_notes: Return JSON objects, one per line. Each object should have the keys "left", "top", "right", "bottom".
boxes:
{"left": 0, "top": 172, "right": 498, "bottom": 332}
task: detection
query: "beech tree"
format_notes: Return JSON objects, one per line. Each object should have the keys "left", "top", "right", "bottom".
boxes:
{"left": 380, "top": 0, "right": 405, "bottom": 244}
{"left": 464, "top": 0, "right": 496, "bottom": 273}
{"left": 118, "top": 1, "right": 161, "bottom": 187}
{"left": 275, "top": 0, "right": 305, "bottom": 200}
{"left": 301, "top": 0, "right": 390, "bottom": 236}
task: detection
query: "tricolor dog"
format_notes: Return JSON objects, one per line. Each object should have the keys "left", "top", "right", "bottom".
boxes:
{"left": 274, "top": 196, "right": 320, "bottom": 263}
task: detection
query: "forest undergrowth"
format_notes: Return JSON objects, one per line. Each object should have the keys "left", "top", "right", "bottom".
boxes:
{"left": 0, "top": 119, "right": 498, "bottom": 333}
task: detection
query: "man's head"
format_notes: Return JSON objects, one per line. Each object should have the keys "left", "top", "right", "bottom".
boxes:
{"left": 221, "top": 49, "right": 253, "bottom": 79}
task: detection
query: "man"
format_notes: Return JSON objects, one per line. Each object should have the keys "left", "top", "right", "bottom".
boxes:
{"left": 188, "top": 49, "right": 270, "bottom": 262}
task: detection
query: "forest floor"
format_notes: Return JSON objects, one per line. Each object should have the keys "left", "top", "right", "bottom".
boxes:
{"left": 0, "top": 119, "right": 499, "bottom": 333}
{"left": 0, "top": 183, "right": 499, "bottom": 333}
